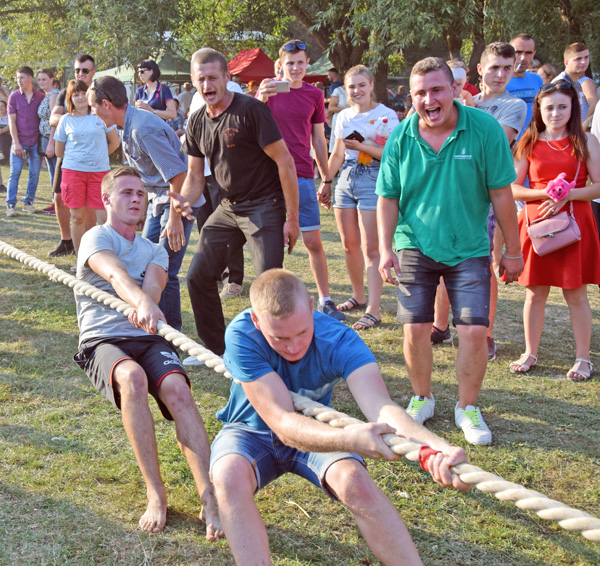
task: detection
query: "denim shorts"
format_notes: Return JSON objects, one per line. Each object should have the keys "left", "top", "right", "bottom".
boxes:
{"left": 396, "top": 249, "right": 491, "bottom": 326}
{"left": 209, "top": 422, "right": 365, "bottom": 500}
{"left": 298, "top": 177, "right": 321, "bottom": 231}
{"left": 333, "top": 161, "right": 379, "bottom": 211}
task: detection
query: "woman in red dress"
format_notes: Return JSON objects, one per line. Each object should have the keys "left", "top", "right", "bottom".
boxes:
{"left": 509, "top": 80, "right": 600, "bottom": 381}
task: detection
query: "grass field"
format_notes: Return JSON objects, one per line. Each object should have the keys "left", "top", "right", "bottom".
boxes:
{"left": 1, "top": 167, "right": 599, "bottom": 565}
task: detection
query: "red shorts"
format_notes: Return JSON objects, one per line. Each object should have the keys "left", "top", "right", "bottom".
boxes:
{"left": 61, "top": 169, "right": 108, "bottom": 210}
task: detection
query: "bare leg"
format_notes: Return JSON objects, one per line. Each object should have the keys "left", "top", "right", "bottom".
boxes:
{"left": 112, "top": 360, "right": 167, "bottom": 533}
{"left": 85, "top": 206, "right": 96, "bottom": 231}
{"left": 158, "top": 373, "right": 223, "bottom": 541}
{"left": 95, "top": 208, "right": 107, "bottom": 225}
{"left": 302, "top": 229, "right": 331, "bottom": 300}
{"left": 325, "top": 459, "right": 423, "bottom": 566}
{"left": 211, "top": 454, "right": 271, "bottom": 565}
{"left": 71, "top": 207, "right": 88, "bottom": 254}
{"left": 455, "top": 325, "right": 488, "bottom": 407}
{"left": 334, "top": 208, "right": 366, "bottom": 304}
{"left": 404, "top": 323, "right": 434, "bottom": 398}
{"left": 563, "top": 286, "right": 592, "bottom": 375}
{"left": 358, "top": 209, "right": 382, "bottom": 319}
{"left": 433, "top": 278, "right": 450, "bottom": 330}
{"left": 55, "top": 192, "right": 71, "bottom": 240}
{"left": 492, "top": 227, "right": 504, "bottom": 274}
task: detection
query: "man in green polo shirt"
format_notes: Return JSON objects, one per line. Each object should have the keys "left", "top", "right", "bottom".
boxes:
{"left": 376, "top": 57, "right": 523, "bottom": 445}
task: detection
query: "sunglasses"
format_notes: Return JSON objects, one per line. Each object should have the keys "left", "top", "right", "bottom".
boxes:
{"left": 137, "top": 68, "right": 150, "bottom": 75}
{"left": 282, "top": 41, "right": 307, "bottom": 52}
{"left": 541, "top": 79, "right": 573, "bottom": 92}
{"left": 90, "top": 80, "right": 112, "bottom": 103}
{"left": 74, "top": 68, "right": 92, "bottom": 75}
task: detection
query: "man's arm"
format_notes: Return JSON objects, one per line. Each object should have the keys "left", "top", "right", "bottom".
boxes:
{"left": 241, "top": 372, "right": 400, "bottom": 460}
{"left": 262, "top": 139, "right": 300, "bottom": 253}
{"left": 8, "top": 113, "right": 23, "bottom": 158}
{"left": 49, "top": 104, "right": 64, "bottom": 128}
{"left": 87, "top": 250, "right": 167, "bottom": 334}
{"left": 377, "top": 196, "right": 401, "bottom": 285}
{"left": 488, "top": 186, "right": 523, "bottom": 283}
{"left": 106, "top": 128, "right": 120, "bottom": 154}
{"left": 347, "top": 363, "right": 470, "bottom": 490}
{"left": 162, "top": 170, "right": 188, "bottom": 252}
{"left": 168, "top": 154, "right": 205, "bottom": 222}
{"left": 311, "top": 122, "right": 331, "bottom": 208}
{"left": 581, "top": 78, "right": 598, "bottom": 120}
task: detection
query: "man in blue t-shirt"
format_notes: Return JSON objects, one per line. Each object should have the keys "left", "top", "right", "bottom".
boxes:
{"left": 506, "top": 34, "right": 543, "bottom": 140}
{"left": 210, "top": 268, "right": 469, "bottom": 565}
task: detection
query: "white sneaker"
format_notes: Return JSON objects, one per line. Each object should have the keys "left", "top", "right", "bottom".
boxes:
{"left": 454, "top": 403, "right": 492, "bottom": 445}
{"left": 406, "top": 395, "right": 435, "bottom": 424}
{"left": 220, "top": 282, "right": 243, "bottom": 299}
{"left": 182, "top": 355, "right": 205, "bottom": 367}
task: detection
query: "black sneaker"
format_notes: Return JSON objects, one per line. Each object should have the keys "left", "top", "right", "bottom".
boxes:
{"left": 319, "top": 299, "right": 346, "bottom": 322}
{"left": 431, "top": 324, "right": 452, "bottom": 345}
{"left": 48, "top": 239, "right": 75, "bottom": 258}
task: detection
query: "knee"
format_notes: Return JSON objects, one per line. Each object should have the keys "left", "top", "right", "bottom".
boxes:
{"left": 404, "top": 323, "right": 432, "bottom": 343}
{"left": 327, "top": 461, "right": 378, "bottom": 509}
{"left": 456, "top": 324, "right": 487, "bottom": 343}
{"left": 212, "top": 455, "right": 256, "bottom": 502}
{"left": 71, "top": 211, "right": 86, "bottom": 226}
{"left": 113, "top": 364, "right": 148, "bottom": 400}
{"left": 362, "top": 243, "right": 380, "bottom": 264}
{"left": 159, "top": 374, "right": 193, "bottom": 413}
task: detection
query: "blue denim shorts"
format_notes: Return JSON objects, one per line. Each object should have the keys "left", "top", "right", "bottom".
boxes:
{"left": 396, "top": 249, "right": 491, "bottom": 326}
{"left": 209, "top": 422, "right": 365, "bottom": 500}
{"left": 333, "top": 161, "right": 379, "bottom": 211}
{"left": 298, "top": 177, "right": 321, "bottom": 231}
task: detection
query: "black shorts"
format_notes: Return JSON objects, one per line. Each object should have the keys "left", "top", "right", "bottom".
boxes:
{"left": 74, "top": 335, "right": 189, "bottom": 420}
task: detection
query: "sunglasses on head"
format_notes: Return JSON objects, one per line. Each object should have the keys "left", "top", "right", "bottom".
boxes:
{"left": 74, "top": 68, "right": 92, "bottom": 75}
{"left": 91, "top": 80, "right": 111, "bottom": 103}
{"left": 282, "top": 41, "right": 307, "bottom": 52}
{"left": 541, "top": 79, "right": 573, "bottom": 92}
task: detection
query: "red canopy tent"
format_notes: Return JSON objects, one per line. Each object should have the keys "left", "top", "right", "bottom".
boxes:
{"left": 228, "top": 48, "right": 275, "bottom": 82}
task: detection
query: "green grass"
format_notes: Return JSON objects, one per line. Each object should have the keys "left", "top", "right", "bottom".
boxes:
{"left": 1, "top": 166, "right": 599, "bottom": 565}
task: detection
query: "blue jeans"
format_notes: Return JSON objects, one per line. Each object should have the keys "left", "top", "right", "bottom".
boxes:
{"left": 46, "top": 155, "right": 57, "bottom": 188}
{"left": 142, "top": 204, "right": 199, "bottom": 331}
{"left": 6, "top": 143, "right": 42, "bottom": 206}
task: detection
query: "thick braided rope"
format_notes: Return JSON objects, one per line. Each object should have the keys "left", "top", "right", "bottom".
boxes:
{"left": 2, "top": 239, "right": 599, "bottom": 543}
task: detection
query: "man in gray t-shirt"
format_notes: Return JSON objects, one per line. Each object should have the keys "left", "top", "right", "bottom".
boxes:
{"left": 73, "top": 167, "right": 223, "bottom": 540}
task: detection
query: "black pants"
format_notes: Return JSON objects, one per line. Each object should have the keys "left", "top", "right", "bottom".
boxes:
{"left": 187, "top": 196, "right": 285, "bottom": 355}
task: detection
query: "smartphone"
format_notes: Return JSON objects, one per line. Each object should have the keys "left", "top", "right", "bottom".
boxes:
{"left": 345, "top": 130, "right": 365, "bottom": 142}
{"left": 272, "top": 80, "right": 290, "bottom": 93}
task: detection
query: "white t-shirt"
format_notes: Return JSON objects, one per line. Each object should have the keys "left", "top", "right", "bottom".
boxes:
{"left": 334, "top": 103, "right": 399, "bottom": 161}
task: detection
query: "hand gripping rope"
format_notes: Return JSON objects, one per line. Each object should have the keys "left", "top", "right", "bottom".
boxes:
{"left": 1, "top": 239, "right": 599, "bottom": 543}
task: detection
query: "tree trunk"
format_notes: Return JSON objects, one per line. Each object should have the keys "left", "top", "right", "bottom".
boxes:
{"left": 374, "top": 56, "right": 389, "bottom": 106}
{"left": 467, "top": 0, "right": 486, "bottom": 85}
{"left": 444, "top": 27, "right": 463, "bottom": 60}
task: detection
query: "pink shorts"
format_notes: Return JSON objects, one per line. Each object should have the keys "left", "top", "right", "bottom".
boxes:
{"left": 61, "top": 169, "right": 108, "bottom": 210}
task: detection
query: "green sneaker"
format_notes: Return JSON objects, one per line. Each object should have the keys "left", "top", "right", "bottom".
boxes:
{"left": 406, "top": 395, "right": 435, "bottom": 424}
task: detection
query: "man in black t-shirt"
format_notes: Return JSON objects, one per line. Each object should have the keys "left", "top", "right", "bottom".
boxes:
{"left": 47, "top": 54, "right": 96, "bottom": 257}
{"left": 172, "top": 48, "right": 299, "bottom": 356}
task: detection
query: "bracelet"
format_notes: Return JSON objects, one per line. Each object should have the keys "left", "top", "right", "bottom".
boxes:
{"left": 502, "top": 252, "right": 523, "bottom": 260}
{"left": 323, "top": 180, "right": 332, "bottom": 184}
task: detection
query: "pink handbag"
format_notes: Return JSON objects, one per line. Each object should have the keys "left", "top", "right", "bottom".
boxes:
{"left": 526, "top": 160, "right": 582, "bottom": 256}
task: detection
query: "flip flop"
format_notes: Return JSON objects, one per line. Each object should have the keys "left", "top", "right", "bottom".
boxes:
{"left": 509, "top": 353, "right": 537, "bottom": 374}
{"left": 337, "top": 297, "right": 367, "bottom": 312}
{"left": 567, "top": 358, "right": 593, "bottom": 382}
{"left": 352, "top": 313, "right": 381, "bottom": 331}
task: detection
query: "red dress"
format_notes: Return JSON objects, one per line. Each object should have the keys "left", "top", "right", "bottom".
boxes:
{"left": 517, "top": 138, "right": 600, "bottom": 288}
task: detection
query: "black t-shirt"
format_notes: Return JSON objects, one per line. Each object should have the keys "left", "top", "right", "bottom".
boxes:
{"left": 56, "top": 88, "right": 67, "bottom": 109}
{"left": 182, "top": 93, "right": 283, "bottom": 203}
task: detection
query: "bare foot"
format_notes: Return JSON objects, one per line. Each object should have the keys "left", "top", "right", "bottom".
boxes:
{"left": 200, "top": 504, "right": 225, "bottom": 541}
{"left": 139, "top": 495, "right": 167, "bottom": 533}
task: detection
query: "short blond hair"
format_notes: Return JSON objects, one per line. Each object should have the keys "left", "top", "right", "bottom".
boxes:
{"left": 250, "top": 269, "right": 311, "bottom": 318}
{"left": 101, "top": 166, "right": 142, "bottom": 195}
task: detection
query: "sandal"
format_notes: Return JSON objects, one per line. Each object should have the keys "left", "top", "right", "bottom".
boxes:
{"left": 337, "top": 297, "right": 367, "bottom": 312}
{"left": 509, "top": 353, "right": 537, "bottom": 374}
{"left": 352, "top": 313, "right": 381, "bottom": 331}
{"left": 567, "top": 358, "right": 594, "bottom": 382}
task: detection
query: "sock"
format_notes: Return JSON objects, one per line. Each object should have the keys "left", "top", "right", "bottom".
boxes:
{"left": 319, "top": 297, "right": 331, "bottom": 306}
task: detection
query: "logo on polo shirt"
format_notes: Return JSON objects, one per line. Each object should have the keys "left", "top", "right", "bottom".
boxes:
{"left": 161, "top": 351, "right": 181, "bottom": 365}
{"left": 455, "top": 147, "right": 472, "bottom": 160}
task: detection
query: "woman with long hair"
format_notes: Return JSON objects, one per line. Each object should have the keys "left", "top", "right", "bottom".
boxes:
{"left": 37, "top": 68, "right": 60, "bottom": 189}
{"left": 134, "top": 60, "right": 177, "bottom": 121}
{"left": 328, "top": 65, "right": 399, "bottom": 330}
{"left": 54, "top": 80, "right": 120, "bottom": 253}
{"left": 509, "top": 80, "right": 600, "bottom": 380}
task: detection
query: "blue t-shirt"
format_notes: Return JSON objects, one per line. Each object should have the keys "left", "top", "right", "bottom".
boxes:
{"left": 134, "top": 82, "right": 174, "bottom": 112}
{"left": 218, "top": 309, "right": 377, "bottom": 430}
{"left": 506, "top": 72, "right": 543, "bottom": 140}
{"left": 54, "top": 113, "right": 115, "bottom": 172}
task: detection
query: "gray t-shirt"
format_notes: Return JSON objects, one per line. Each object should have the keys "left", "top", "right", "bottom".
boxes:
{"left": 474, "top": 91, "right": 527, "bottom": 137}
{"left": 75, "top": 224, "right": 168, "bottom": 345}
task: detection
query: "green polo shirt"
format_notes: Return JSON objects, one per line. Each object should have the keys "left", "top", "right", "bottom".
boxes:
{"left": 376, "top": 102, "right": 516, "bottom": 266}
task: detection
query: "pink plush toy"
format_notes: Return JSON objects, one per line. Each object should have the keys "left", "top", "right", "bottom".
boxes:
{"left": 545, "top": 172, "right": 575, "bottom": 202}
